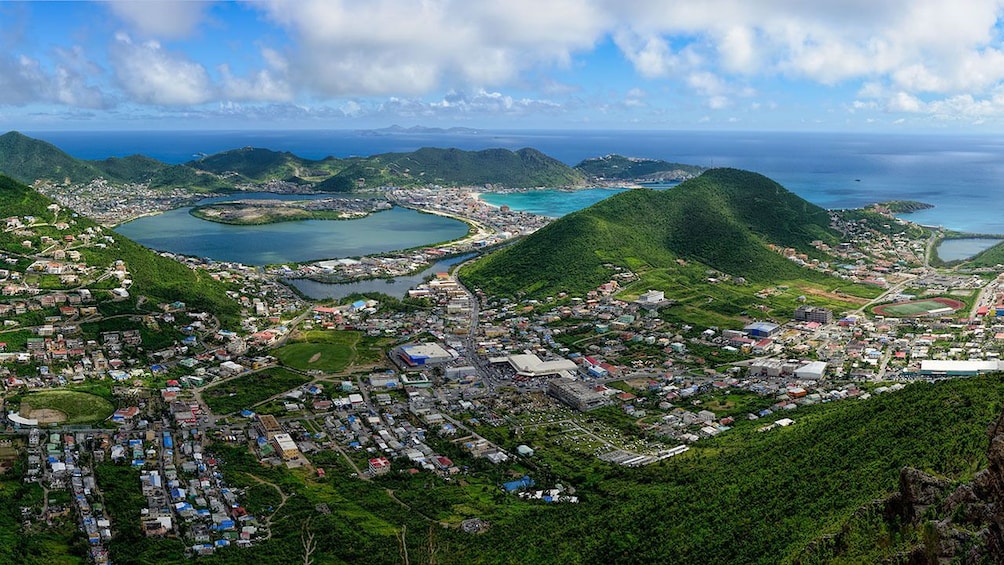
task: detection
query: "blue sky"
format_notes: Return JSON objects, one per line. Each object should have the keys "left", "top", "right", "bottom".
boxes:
{"left": 5, "top": 0, "right": 1004, "bottom": 131}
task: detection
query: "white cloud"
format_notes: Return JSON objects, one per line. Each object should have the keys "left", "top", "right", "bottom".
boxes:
{"left": 110, "top": 34, "right": 213, "bottom": 105}
{"left": 258, "top": 0, "right": 606, "bottom": 96}
{"left": 0, "top": 48, "right": 112, "bottom": 109}
{"left": 106, "top": 1, "right": 209, "bottom": 39}
{"left": 0, "top": 55, "right": 48, "bottom": 105}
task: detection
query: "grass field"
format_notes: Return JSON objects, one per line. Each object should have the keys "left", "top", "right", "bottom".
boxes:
{"left": 273, "top": 330, "right": 394, "bottom": 373}
{"left": 202, "top": 367, "right": 311, "bottom": 415}
{"left": 273, "top": 342, "right": 354, "bottom": 372}
{"left": 873, "top": 297, "right": 965, "bottom": 317}
{"left": 19, "top": 390, "right": 115, "bottom": 424}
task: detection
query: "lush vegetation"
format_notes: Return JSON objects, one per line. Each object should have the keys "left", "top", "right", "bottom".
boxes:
{"left": 273, "top": 330, "right": 359, "bottom": 372}
{"left": 0, "top": 461, "right": 86, "bottom": 564}
{"left": 574, "top": 153, "right": 706, "bottom": 180}
{"left": 0, "top": 175, "right": 241, "bottom": 327}
{"left": 0, "top": 132, "right": 108, "bottom": 184}
{"left": 462, "top": 168, "right": 842, "bottom": 299}
{"left": 187, "top": 147, "right": 338, "bottom": 183}
{"left": 0, "top": 132, "right": 588, "bottom": 191}
{"left": 95, "top": 463, "right": 188, "bottom": 563}
{"left": 87, "top": 154, "right": 167, "bottom": 183}
{"left": 83, "top": 376, "right": 1004, "bottom": 564}
{"left": 871, "top": 200, "right": 934, "bottom": 214}
{"left": 15, "top": 390, "right": 114, "bottom": 424}
{"left": 316, "top": 147, "right": 586, "bottom": 190}
{"left": 202, "top": 367, "right": 312, "bottom": 414}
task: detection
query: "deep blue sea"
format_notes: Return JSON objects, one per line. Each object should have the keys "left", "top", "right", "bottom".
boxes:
{"left": 26, "top": 129, "right": 1004, "bottom": 233}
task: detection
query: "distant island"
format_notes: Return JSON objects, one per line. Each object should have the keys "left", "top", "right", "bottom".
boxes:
{"left": 190, "top": 197, "right": 393, "bottom": 225}
{"left": 869, "top": 200, "right": 935, "bottom": 214}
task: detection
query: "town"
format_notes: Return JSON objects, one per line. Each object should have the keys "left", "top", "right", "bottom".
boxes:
{"left": 3, "top": 185, "right": 1004, "bottom": 562}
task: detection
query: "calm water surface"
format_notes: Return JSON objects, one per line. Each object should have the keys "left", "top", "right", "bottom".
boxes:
{"left": 115, "top": 196, "right": 469, "bottom": 265}
{"left": 936, "top": 238, "right": 1003, "bottom": 262}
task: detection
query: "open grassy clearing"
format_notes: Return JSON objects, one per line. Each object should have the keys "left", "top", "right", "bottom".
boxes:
{"left": 202, "top": 367, "right": 311, "bottom": 415}
{"left": 273, "top": 330, "right": 395, "bottom": 373}
{"left": 18, "top": 390, "right": 114, "bottom": 424}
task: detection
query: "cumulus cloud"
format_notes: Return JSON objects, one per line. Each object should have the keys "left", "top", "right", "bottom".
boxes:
{"left": 110, "top": 34, "right": 213, "bottom": 105}
{"left": 106, "top": 0, "right": 209, "bottom": 39}
{"left": 0, "top": 49, "right": 112, "bottom": 109}
{"left": 51, "top": 46, "right": 114, "bottom": 109}
{"left": 0, "top": 55, "right": 48, "bottom": 105}
{"left": 258, "top": 0, "right": 606, "bottom": 96}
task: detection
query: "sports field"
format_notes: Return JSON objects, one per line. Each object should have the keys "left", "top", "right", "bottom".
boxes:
{"left": 872, "top": 297, "right": 965, "bottom": 317}
{"left": 19, "top": 390, "right": 115, "bottom": 424}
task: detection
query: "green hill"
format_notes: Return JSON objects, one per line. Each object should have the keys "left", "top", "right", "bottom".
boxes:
{"left": 0, "top": 131, "right": 105, "bottom": 184}
{"left": 187, "top": 147, "right": 340, "bottom": 183}
{"left": 0, "top": 174, "right": 240, "bottom": 325}
{"left": 87, "top": 154, "right": 168, "bottom": 183}
{"left": 462, "top": 168, "right": 839, "bottom": 298}
{"left": 0, "top": 132, "right": 588, "bottom": 192}
{"left": 574, "top": 154, "right": 706, "bottom": 181}
{"left": 317, "top": 147, "right": 586, "bottom": 190}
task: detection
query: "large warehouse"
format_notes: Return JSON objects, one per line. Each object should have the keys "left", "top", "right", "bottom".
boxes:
{"left": 506, "top": 353, "right": 578, "bottom": 378}
{"left": 918, "top": 360, "right": 1004, "bottom": 377}
{"left": 399, "top": 343, "right": 456, "bottom": 367}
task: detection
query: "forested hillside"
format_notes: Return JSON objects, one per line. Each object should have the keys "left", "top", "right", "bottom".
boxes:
{"left": 462, "top": 168, "right": 838, "bottom": 298}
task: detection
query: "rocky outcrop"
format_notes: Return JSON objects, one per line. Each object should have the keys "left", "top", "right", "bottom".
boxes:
{"left": 800, "top": 411, "right": 1004, "bottom": 564}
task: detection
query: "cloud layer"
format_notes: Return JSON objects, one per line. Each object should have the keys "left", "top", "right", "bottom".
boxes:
{"left": 3, "top": 0, "right": 1004, "bottom": 126}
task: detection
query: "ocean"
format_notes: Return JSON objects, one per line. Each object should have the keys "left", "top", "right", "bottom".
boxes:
{"left": 26, "top": 129, "right": 1004, "bottom": 233}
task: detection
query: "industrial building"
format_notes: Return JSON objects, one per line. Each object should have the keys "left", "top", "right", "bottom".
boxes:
{"left": 271, "top": 433, "right": 300, "bottom": 461}
{"left": 794, "top": 306, "right": 834, "bottom": 324}
{"left": 744, "top": 321, "right": 781, "bottom": 338}
{"left": 398, "top": 343, "right": 455, "bottom": 367}
{"left": 794, "top": 361, "right": 827, "bottom": 380}
{"left": 547, "top": 378, "right": 610, "bottom": 411}
{"left": 256, "top": 414, "right": 283, "bottom": 439}
{"left": 919, "top": 360, "right": 1004, "bottom": 376}
{"left": 507, "top": 353, "right": 578, "bottom": 378}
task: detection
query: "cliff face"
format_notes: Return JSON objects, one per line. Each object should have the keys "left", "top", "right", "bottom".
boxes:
{"left": 798, "top": 411, "right": 1004, "bottom": 565}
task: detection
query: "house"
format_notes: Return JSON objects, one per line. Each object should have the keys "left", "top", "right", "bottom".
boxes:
{"left": 368, "top": 457, "right": 390, "bottom": 475}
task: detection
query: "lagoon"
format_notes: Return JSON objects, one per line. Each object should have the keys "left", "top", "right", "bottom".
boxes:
{"left": 115, "top": 196, "right": 469, "bottom": 265}
{"left": 936, "top": 238, "right": 1003, "bottom": 262}
{"left": 288, "top": 254, "right": 475, "bottom": 300}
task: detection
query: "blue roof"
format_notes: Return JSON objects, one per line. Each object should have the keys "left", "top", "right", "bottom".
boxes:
{"left": 503, "top": 476, "right": 535, "bottom": 492}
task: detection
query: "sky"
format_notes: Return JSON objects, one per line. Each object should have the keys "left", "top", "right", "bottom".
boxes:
{"left": 4, "top": 1, "right": 1004, "bottom": 131}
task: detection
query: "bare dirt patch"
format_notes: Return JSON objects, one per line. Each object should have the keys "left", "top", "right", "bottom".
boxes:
{"left": 26, "top": 408, "right": 67, "bottom": 424}
{"left": 308, "top": 352, "right": 322, "bottom": 364}
{"left": 801, "top": 287, "right": 870, "bottom": 305}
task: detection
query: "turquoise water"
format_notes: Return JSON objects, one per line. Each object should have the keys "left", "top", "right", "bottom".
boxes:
{"left": 480, "top": 182, "right": 679, "bottom": 218}
{"left": 936, "top": 238, "right": 1003, "bottom": 262}
{"left": 115, "top": 198, "right": 469, "bottom": 265}
{"left": 33, "top": 129, "right": 1004, "bottom": 233}
{"left": 480, "top": 188, "right": 632, "bottom": 218}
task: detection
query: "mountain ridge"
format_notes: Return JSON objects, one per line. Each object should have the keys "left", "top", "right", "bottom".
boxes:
{"left": 461, "top": 168, "right": 839, "bottom": 299}
{"left": 0, "top": 131, "right": 599, "bottom": 190}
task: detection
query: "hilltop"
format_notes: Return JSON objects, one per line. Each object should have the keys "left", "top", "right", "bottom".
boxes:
{"left": 462, "top": 168, "right": 840, "bottom": 299}
{"left": 315, "top": 147, "right": 585, "bottom": 191}
{"left": 0, "top": 132, "right": 587, "bottom": 191}
{"left": 574, "top": 154, "right": 706, "bottom": 182}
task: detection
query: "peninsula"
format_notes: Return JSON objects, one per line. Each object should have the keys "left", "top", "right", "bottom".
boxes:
{"left": 189, "top": 197, "right": 392, "bottom": 225}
